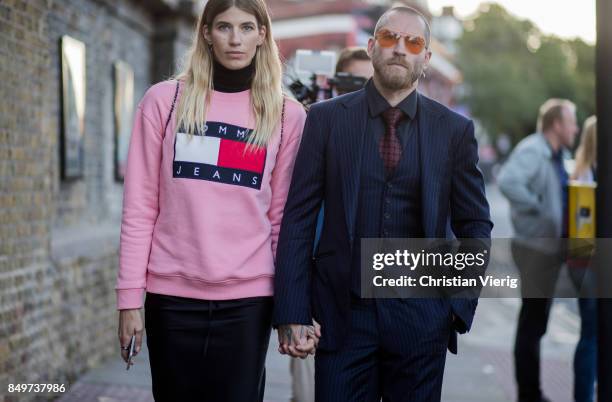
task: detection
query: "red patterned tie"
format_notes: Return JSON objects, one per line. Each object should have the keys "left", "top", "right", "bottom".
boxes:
{"left": 379, "top": 107, "right": 404, "bottom": 176}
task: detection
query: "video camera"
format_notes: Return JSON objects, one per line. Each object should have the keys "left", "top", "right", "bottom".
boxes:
{"left": 287, "top": 49, "right": 368, "bottom": 107}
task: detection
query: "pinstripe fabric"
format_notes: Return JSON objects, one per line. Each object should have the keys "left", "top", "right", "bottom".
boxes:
{"left": 350, "top": 114, "right": 423, "bottom": 295}
{"left": 314, "top": 301, "right": 380, "bottom": 402}
{"left": 272, "top": 89, "right": 493, "bottom": 360}
{"left": 314, "top": 299, "right": 449, "bottom": 402}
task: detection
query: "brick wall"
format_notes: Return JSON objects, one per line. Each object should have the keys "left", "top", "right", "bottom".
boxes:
{"left": 0, "top": 1, "right": 194, "bottom": 400}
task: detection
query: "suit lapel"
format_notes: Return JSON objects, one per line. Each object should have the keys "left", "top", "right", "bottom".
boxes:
{"left": 336, "top": 92, "right": 449, "bottom": 242}
{"left": 337, "top": 91, "right": 368, "bottom": 247}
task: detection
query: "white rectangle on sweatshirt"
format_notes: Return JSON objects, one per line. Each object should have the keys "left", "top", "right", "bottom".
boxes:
{"left": 175, "top": 132, "right": 220, "bottom": 165}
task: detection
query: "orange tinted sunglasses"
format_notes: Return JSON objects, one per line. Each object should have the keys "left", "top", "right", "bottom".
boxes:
{"left": 375, "top": 29, "right": 427, "bottom": 54}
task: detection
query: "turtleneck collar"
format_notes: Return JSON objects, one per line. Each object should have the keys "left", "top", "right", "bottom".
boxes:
{"left": 212, "top": 58, "right": 255, "bottom": 93}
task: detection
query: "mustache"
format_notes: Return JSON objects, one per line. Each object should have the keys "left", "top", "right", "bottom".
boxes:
{"left": 385, "top": 58, "right": 411, "bottom": 68}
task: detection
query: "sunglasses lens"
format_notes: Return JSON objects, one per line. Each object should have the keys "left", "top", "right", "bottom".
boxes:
{"left": 405, "top": 37, "right": 425, "bottom": 54}
{"left": 377, "top": 30, "right": 425, "bottom": 53}
{"left": 377, "top": 31, "right": 398, "bottom": 48}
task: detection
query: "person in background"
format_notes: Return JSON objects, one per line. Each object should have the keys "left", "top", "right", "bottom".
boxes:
{"left": 289, "top": 45, "right": 375, "bottom": 402}
{"left": 333, "top": 47, "right": 374, "bottom": 97}
{"left": 572, "top": 116, "right": 597, "bottom": 183}
{"left": 335, "top": 47, "right": 375, "bottom": 81}
{"left": 498, "top": 98, "right": 579, "bottom": 402}
{"left": 115, "top": 0, "right": 307, "bottom": 400}
{"left": 569, "top": 116, "right": 598, "bottom": 402}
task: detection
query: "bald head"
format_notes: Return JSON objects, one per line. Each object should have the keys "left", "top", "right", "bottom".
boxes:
{"left": 374, "top": 6, "right": 431, "bottom": 48}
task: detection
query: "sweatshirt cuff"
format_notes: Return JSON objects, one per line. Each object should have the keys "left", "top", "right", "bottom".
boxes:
{"left": 116, "top": 288, "right": 145, "bottom": 310}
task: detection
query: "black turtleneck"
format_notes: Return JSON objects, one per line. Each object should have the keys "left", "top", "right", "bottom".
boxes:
{"left": 212, "top": 58, "right": 255, "bottom": 93}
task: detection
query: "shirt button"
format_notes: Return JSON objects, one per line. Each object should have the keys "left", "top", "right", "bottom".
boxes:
{"left": 384, "top": 213, "right": 391, "bottom": 219}
{"left": 383, "top": 230, "right": 389, "bottom": 236}
{"left": 387, "top": 183, "right": 393, "bottom": 189}
{"left": 385, "top": 198, "right": 391, "bottom": 205}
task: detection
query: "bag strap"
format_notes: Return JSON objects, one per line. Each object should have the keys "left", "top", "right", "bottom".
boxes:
{"left": 163, "top": 80, "right": 180, "bottom": 138}
{"left": 280, "top": 96, "right": 286, "bottom": 145}
{"left": 163, "top": 82, "right": 285, "bottom": 145}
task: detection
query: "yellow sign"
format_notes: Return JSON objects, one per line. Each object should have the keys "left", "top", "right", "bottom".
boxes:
{"left": 568, "top": 181, "right": 596, "bottom": 258}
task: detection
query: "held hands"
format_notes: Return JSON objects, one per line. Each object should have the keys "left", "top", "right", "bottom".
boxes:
{"left": 277, "top": 320, "right": 322, "bottom": 358}
{"left": 118, "top": 309, "right": 144, "bottom": 367}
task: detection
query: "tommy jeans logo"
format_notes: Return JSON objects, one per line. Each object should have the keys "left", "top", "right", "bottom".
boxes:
{"left": 173, "top": 121, "right": 266, "bottom": 190}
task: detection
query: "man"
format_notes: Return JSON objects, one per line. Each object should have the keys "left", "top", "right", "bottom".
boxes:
{"left": 498, "top": 99, "right": 578, "bottom": 402}
{"left": 333, "top": 47, "right": 375, "bottom": 97}
{"left": 335, "top": 47, "right": 375, "bottom": 80}
{"left": 274, "top": 6, "right": 492, "bottom": 401}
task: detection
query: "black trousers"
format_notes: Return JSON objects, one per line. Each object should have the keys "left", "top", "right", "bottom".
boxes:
{"left": 144, "top": 292, "right": 273, "bottom": 402}
{"left": 511, "top": 242, "right": 564, "bottom": 402}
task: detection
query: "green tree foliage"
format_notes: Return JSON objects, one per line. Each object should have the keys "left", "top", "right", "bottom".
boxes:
{"left": 457, "top": 3, "right": 595, "bottom": 144}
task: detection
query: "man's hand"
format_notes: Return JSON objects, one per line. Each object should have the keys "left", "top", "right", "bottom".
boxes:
{"left": 277, "top": 321, "right": 321, "bottom": 358}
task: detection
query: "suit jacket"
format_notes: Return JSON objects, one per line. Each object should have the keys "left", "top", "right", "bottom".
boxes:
{"left": 272, "top": 88, "right": 493, "bottom": 353}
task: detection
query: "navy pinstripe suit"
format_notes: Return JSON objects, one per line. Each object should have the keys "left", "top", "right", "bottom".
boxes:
{"left": 273, "top": 87, "right": 492, "bottom": 401}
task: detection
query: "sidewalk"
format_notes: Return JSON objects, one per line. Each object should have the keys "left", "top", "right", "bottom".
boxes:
{"left": 54, "top": 333, "right": 292, "bottom": 402}
{"left": 441, "top": 298, "right": 580, "bottom": 402}
{"left": 56, "top": 185, "right": 582, "bottom": 402}
{"left": 55, "top": 297, "right": 581, "bottom": 402}
{"left": 437, "top": 183, "right": 580, "bottom": 402}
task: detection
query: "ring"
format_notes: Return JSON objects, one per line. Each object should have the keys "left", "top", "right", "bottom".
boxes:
{"left": 121, "top": 346, "right": 129, "bottom": 351}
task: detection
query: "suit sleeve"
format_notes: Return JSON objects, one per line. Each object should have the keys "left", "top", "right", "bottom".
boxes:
{"left": 267, "top": 104, "right": 307, "bottom": 258}
{"left": 272, "top": 105, "right": 328, "bottom": 327}
{"left": 449, "top": 119, "right": 493, "bottom": 333}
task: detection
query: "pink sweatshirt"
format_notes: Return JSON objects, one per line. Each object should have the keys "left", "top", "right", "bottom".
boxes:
{"left": 115, "top": 80, "right": 306, "bottom": 310}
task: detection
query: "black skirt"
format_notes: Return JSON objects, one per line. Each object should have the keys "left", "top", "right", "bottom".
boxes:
{"left": 144, "top": 292, "right": 273, "bottom": 402}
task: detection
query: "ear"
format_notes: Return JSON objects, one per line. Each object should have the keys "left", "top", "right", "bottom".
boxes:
{"left": 422, "top": 49, "right": 432, "bottom": 69}
{"left": 367, "top": 37, "right": 375, "bottom": 57}
{"left": 203, "top": 25, "right": 212, "bottom": 44}
{"left": 257, "top": 25, "right": 267, "bottom": 46}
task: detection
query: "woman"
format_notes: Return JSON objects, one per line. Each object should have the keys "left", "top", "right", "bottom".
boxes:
{"left": 115, "top": 0, "right": 307, "bottom": 400}
{"left": 569, "top": 115, "right": 597, "bottom": 402}
{"left": 572, "top": 116, "right": 597, "bottom": 182}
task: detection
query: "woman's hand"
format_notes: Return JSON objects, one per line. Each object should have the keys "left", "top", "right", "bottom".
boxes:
{"left": 118, "top": 309, "right": 144, "bottom": 366}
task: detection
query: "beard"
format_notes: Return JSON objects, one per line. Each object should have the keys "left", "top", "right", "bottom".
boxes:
{"left": 373, "top": 54, "right": 424, "bottom": 91}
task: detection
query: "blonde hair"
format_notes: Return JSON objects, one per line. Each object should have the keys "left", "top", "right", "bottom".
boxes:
{"left": 173, "top": 0, "right": 283, "bottom": 148}
{"left": 537, "top": 98, "right": 575, "bottom": 133}
{"left": 572, "top": 115, "right": 597, "bottom": 180}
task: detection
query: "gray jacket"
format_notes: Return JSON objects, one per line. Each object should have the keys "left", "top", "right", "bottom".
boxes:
{"left": 497, "top": 133, "right": 570, "bottom": 251}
